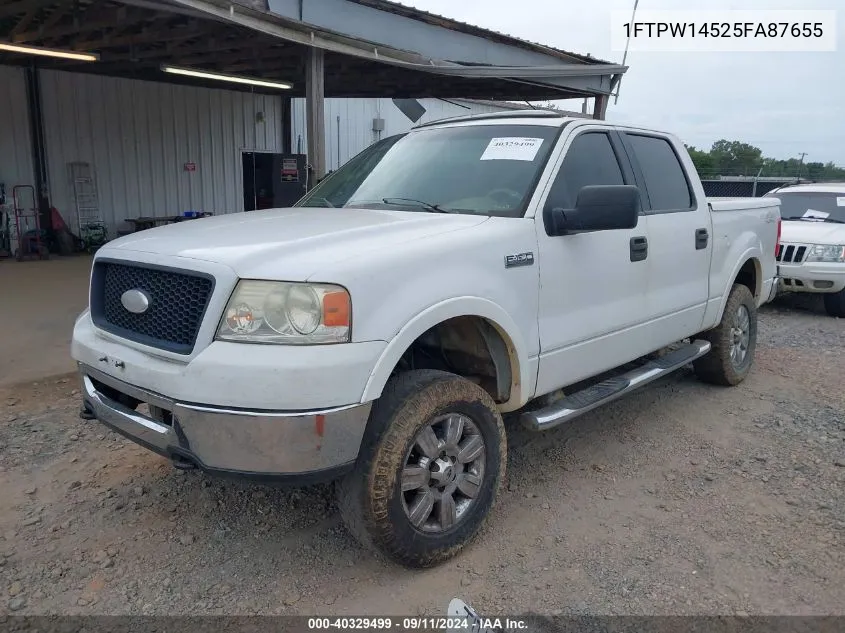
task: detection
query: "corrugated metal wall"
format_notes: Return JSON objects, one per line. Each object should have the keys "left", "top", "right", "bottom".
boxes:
{"left": 0, "top": 66, "right": 35, "bottom": 197}
{"left": 39, "top": 70, "right": 285, "bottom": 232}
{"left": 1, "top": 65, "right": 511, "bottom": 237}
{"left": 291, "top": 97, "right": 509, "bottom": 172}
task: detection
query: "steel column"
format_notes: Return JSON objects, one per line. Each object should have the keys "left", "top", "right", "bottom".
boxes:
{"left": 593, "top": 94, "right": 609, "bottom": 120}
{"left": 305, "top": 46, "right": 326, "bottom": 183}
{"left": 23, "top": 64, "right": 51, "bottom": 229}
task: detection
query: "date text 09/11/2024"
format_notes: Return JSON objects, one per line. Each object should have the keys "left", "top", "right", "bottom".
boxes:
{"left": 307, "top": 617, "right": 529, "bottom": 631}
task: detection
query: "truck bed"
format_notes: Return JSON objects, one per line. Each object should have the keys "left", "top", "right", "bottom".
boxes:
{"left": 708, "top": 197, "right": 781, "bottom": 212}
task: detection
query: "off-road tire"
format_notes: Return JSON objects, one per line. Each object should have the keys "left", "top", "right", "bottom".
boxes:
{"left": 823, "top": 289, "right": 845, "bottom": 318}
{"left": 337, "top": 369, "right": 506, "bottom": 568}
{"left": 694, "top": 283, "right": 757, "bottom": 386}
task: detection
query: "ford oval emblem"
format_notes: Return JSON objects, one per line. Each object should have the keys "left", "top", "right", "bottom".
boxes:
{"left": 120, "top": 289, "right": 151, "bottom": 314}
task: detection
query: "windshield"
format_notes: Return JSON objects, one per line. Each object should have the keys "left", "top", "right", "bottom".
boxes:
{"left": 295, "top": 124, "right": 562, "bottom": 218}
{"left": 767, "top": 191, "right": 845, "bottom": 223}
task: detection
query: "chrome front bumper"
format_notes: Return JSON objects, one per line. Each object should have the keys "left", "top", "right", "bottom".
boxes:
{"left": 80, "top": 364, "right": 371, "bottom": 482}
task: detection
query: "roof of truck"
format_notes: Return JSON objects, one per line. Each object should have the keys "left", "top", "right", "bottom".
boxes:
{"left": 416, "top": 110, "right": 574, "bottom": 128}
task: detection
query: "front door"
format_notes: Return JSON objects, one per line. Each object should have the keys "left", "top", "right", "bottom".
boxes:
{"left": 534, "top": 128, "right": 653, "bottom": 396}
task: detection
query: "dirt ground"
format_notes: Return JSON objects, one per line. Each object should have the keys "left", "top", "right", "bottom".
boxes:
{"left": 0, "top": 256, "right": 92, "bottom": 387}
{"left": 0, "top": 293, "right": 843, "bottom": 617}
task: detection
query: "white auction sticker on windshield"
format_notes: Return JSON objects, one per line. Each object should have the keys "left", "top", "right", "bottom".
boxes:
{"left": 480, "top": 137, "right": 544, "bottom": 161}
{"left": 837, "top": 196, "right": 845, "bottom": 207}
{"left": 803, "top": 209, "right": 830, "bottom": 220}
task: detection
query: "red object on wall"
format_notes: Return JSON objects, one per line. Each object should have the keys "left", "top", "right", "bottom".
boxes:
{"left": 184, "top": 162, "right": 197, "bottom": 172}
{"left": 50, "top": 207, "right": 68, "bottom": 232}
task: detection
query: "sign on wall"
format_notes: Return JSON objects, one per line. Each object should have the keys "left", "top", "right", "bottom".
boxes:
{"left": 281, "top": 158, "right": 299, "bottom": 182}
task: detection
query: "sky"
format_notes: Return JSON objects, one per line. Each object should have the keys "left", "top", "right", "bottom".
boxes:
{"left": 401, "top": 0, "right": 845, "bottom": 167}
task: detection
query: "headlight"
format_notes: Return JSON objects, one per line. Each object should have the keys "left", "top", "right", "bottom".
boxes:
{"left": 806, "top": 244, "right": 845, "bottom": 263}
{"left": 216, "top": 280, "right": 350, "bottom": 344}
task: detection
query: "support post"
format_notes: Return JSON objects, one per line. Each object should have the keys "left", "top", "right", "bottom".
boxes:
{"left": 593, "top": 94, "right": 609, "bottom": 120}
{"left": 282, "top": 96, "right": 292, "bottom": 154}
{"left": 24, "top": 64, "right": 51, "bottom": 230}
{"left": 305, "top": 46, "right": 326, "bottom": 184}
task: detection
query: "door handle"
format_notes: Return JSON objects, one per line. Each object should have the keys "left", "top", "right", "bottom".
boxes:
{"left": 695, "top": 228, "right": 709, "bottom": 250}
{"left": 630, "top": 236, "right": 648, "bottom": 262}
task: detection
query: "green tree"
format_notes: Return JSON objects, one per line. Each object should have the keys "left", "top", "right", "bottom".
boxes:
{"left": 685, "top": 141, "right": 845, "bottom": 181}
{"left": 709, "top": 140, "right": 763, "bottom": 176}
{"left": 685, "top": 145, "right": 716, "bottom": 179}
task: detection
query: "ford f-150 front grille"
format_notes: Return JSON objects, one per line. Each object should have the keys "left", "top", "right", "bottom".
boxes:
{"left": 776, "top": 243, "right": 807, "bottom": 264}
{"left": 90, "top": 260, "right": 215, "bottom": 354}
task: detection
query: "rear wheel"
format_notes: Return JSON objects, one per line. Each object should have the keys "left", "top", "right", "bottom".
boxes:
{"left": 694, "top": 283, "right": 757, "bottom": 386}
{"left": 823, "top": 289, "right": 845, "bottom": 318}
{"left": 337, "top": 369, "right": 506, "bottom": 568}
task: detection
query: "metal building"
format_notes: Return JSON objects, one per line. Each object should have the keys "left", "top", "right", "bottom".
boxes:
{"left": 0, "top": 0, "right": 625, "bottom": 247}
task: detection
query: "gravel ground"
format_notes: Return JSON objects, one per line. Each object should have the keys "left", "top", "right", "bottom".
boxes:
{"left": 0, "top": 294, "right": 843, "bottom": 617}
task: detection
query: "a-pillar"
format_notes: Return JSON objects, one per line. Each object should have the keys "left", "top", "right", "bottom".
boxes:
{"left": 305, "top": 46, "right": 326, "bottom": 184}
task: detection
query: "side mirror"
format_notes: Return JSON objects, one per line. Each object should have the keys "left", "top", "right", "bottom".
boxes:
{"left": 544, "top": 185, "right": 641, "bottom": 236}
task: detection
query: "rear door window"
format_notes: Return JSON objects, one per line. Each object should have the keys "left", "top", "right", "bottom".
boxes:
{"left": 625, "top": 134, "right": 694, "bottom": 212}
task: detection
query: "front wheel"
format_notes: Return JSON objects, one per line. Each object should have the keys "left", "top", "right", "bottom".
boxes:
{"left": 824, "top": 289, "right": 845, "bottom": 318}
{"left": 694, "top": 283, "right": 757, "bottom": 386}
{"left": 337, "top": 369, "right": 506, "bottom": 568}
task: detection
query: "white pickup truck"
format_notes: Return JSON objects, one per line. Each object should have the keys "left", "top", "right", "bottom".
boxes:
{"left": 72, "top": 111, "right": 780, "bottom": 568}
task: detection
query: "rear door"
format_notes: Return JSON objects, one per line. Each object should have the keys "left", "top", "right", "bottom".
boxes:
{"left": 533, "top": 127, "right": 653, "bottom": 395}
{"left": 619, "top": 131, "right": 711, "bottom": 346}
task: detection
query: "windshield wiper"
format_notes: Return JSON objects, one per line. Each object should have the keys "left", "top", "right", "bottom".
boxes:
{"left": 382, "top": 197, "right": 452, "bottom": 213}
{"left": 784, "top": 216, "right": 845, "bottom": 224}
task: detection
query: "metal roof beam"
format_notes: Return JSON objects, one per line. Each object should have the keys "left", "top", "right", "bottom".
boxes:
{"left": 270, "top": 0, "right": 584, "bottom": 68}
{"left": 162, "top": 0, "right": 439, "bottom": 65}
{"left": 71, "top": 21, "right": 204, "bottom": 50}
{"left": 10, "top": 5, "right": 42, "bottom": 36}
{"left": 0, "top": 0, "right": 58, "bottom": 20}
{"left": 12, "top": 6, "right": 143, "bottom": 43}
{"left": 160, "top": 0, "right": 625, "bottom": 97}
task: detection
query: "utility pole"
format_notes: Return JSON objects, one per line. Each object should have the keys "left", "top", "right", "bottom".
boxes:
{"left": 752, "top": 165, "right": 764, "bottom": 197}
{"left": 796, "top": 152, "right": 807, "bottom": 181}
{"left": 614, "top": 0, "right": 639, "bottom": 105}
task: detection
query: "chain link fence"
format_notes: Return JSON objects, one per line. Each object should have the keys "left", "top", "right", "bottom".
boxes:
{"left": 700, "top": 178, "right": 804, "bottom": 198}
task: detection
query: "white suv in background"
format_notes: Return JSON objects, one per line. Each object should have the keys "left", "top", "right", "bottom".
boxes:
{"left": 765, "top": 183, "right": 845, "bottom": 317}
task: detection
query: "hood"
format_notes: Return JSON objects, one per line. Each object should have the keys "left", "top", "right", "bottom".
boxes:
{"left": 780, "top": 220, "right": 845, "bottom": 245}
{"left": 100, "top": 207, "right": 488, "bottom": 279}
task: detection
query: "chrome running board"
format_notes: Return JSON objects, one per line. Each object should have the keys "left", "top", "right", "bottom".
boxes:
{"left": 522, "top": 340, "right": 712, "bottom": 431}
